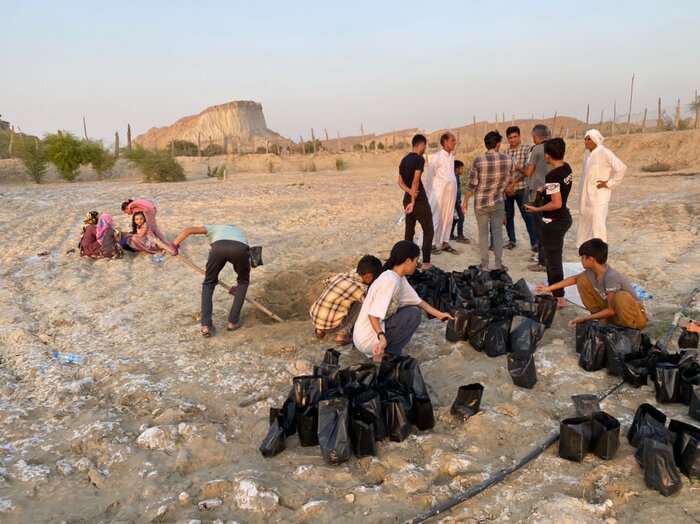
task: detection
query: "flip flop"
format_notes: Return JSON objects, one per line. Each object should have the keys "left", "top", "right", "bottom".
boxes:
{"left": 202, "top": 326, "right": 214, "bottom": 337}
{"left": 335, "top": 334, "right": 351, "bottom": 346}
{"left": 314, "top": 329, "right": 326, "bottom": 339}
{"left": 442, "top": 245, "right": 458, "bottom": 254}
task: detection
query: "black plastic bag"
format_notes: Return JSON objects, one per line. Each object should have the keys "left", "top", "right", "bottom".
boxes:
{"left": 622, "top": 352, "right": 650, "bottom": 388}
{"left": 690, "top": 386, "right": 700, "bottom": 422}
{"left": 340, "top": 363, "right": 377, "bottom": 389}
{"left": 575, "top": 321, "right": 598, "bottom": 354}
{"left": 275, "top": 389, "right": 297, "bottom": 436}
{"left": 385, "top": 397, "right": 411, "bottom": 442}
{"left": 571, "top": 394, "right": 600, "bottom": 418}
{"left": 509, "top": 315, "right": 545, "bottom": 354}
{"left": 559, "top": 417, "right": 592, "bottom": 462}
{"left": 467, "top": 313, "right": 491, "bottom": 352}
{"left": 413, "top": 397, "right": 436, "bottom": 431}
{"left": 600, "top": 326, "right": 641, "bottom": 376}
{"left": 450, "top": 383, "right": 483, "bottom": 420}
{"left": 642, "top": 438, "right": 682, "bottom": 496}
{"left": 654, "top": 363, "right": 681, "bottom": 403}
{"left": 513, "top": 278, "right": 534, "bottom": 303}
{"left": 680, "top": 362, "right": 700, "bottom": 405}
{"left": 318, "top": 397, "right": 351, "bottom": 465}
{"left": 293, "top": 375, "right": 327, "bottom": 408}
{"left": 590, "top": 411, "right": 620, "bottom": 459}
{"left": 514, "top": 299, "right": 539, "bottom": 320}
{"left": 483, "top": 318, "right": 511, "bottom": 358}
{"left": 578, "top": 325, "right": 606, "bottom": 372}
{"left": 296, "top": 406, "right": 320, "bottom": 446}
{"left": 535, "top": 295, "right": 557, "bottom": 328}
{"left": 377, "top": 354, "right": 403, "bottom": 387}
{"left": 259, "top": 415, "right": 286, "bottom": 457}
{"left": 350, "top": 410, "right": 376, "bottom": 457}
{"left": 627, "top": 403, "right": 668, "bottom": 447}
{"left": 353, "top": 388, "right": 386, "bottom": 441}
{"left": 321, "top": 347, "right": 341, "bottom": 366}
{"left": 446, "top": 308, "right": 470, "bottom": 342}
{"left": 668, "top": 419, "right": 700, "bottom": 479}
{"left": 507, "top": 353, "right": 537, "bottom": 389}
{"left": 679, "top": 328, "right": 699, "bottom": 349}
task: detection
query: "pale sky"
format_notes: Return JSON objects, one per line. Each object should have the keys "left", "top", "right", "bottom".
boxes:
{"left": 3, "top": 0, "right": 699, "bottom": 144}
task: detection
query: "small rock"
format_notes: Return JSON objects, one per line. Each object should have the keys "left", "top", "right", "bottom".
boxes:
{"left": 179, "top": 492, "right": 191, "bottom": 506}
{"left": 201, "top": 479, "right": 233, "bottom": 500}
{"left": 233, "top": 478, "right": 279, "bottom": 516}
{"left": 88, "top": 468, "right": 107, "bottom": 489}
{"left": 55, "top": 460, "right": 73, "bottom": 476}
{"left": 345, "top": 493, "right": 355, "bottom": 503}
{"left": 135, "top": 426, "right": 178, "bottom": 452}
{"left": 68, "top": 377, "right": 96, "bottom": 394}
{"left": 179, "top": 402, "right": 197, "bottom": 412}
{"left": 75, "top": 458, "right": 93, "bottom": 472}
{"left": 156, "top": 505, "right": 168, "bottom": 518}
{"left": 197, "top": 498, "right": 223, "bottom": 511}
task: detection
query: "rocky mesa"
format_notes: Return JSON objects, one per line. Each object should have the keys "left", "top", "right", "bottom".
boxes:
{"left": 134, "top": 100, "right": 287, "bottom": 152}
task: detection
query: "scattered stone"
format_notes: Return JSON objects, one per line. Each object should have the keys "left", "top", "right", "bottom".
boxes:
{"left": 201, "top": 479, "right": 233, "bottom": 500}
{"left": 135, "top": 426, "right": 178, "bottom": 452}
{"left": 178, "top": 491, "right": 191, "bottom": 506}
{"left": 55, "top": 460, "right": 73, "bottom": 476}
{"left": 88, "top": 468, "right": 108, "bottom": 489}
{"left": 74, "top": 458, "right": 93, "bottom": 472}
{"left": 233, "top": 478, "right": 279, "bottom": 517}
{"left": 67, "top": 377, "right": 96, "bottom": 394}
{"left": 495, "top": 403, "right": 519, "bottom": 417}
{"left": 197, "top": 498, "right": 223, "bottom": 511}
{"left": 344, "top": 493, "right": 355, "bottom": 503}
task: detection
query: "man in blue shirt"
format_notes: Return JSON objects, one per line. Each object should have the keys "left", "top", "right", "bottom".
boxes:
{"left": 172, "top": 224, "right": 250, "bottom": 336}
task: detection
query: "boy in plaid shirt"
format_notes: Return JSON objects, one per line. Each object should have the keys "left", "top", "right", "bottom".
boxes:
{"left": 310, "top": 255, "right": 382, "bottom": 345}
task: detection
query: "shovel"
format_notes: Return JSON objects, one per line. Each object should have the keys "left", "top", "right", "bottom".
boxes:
{"left": 154, "top": 239, "right": 284, "bottom": 322}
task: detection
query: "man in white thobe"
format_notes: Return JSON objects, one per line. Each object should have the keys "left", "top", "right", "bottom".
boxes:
{"left": 577, "top": 129, "right": 627, "bottom": 246}
{"left": 426, "top": 132, "right": 458, "bottom": 254}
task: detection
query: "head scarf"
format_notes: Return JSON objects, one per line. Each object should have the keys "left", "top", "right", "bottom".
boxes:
{"left": 96, "top": 214, "right": 114, "bottom": 245}
{"left": 584, "top": 129, "right": 604, "bottom": 146}
{"left": 84, "top": 211, "right": 99, "bottom": 225}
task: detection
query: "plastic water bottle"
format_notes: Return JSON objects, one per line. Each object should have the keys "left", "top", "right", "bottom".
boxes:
{"left": 396, "top": 213, "right": 406, "bottom": 226}
{"left": 52, "top": 352, "right": 85, "bottom": 365}
{"left": 151, "top": 256, "right": 164, "bottom": 264}
{"left": 632, "top": 283, "right": 654, "bottom": 301}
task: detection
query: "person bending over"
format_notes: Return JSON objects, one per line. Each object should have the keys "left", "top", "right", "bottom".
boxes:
{"left": 172, "top": 224, "right": 250, "bottom": 337}
{"left": 353, "top": 241, "right": 453, "bottom": 361}
{"left": 535, "top": 238, "right": 647, "bottom": 329}
{"left": 309, "top": 255, "right": 382, "bottom": 345}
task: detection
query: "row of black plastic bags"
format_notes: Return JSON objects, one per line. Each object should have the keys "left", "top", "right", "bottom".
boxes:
{"left": 260, "top": 348, "right": 436, "bottom": 464}
{"left": 626, "top": 403, "right": 700, "bottom": 495}
{"left": 575, "top": 320, "right": 700, "bottom": 408}
{"left": 417, "top": 267, "right": 557, "bottom": 390}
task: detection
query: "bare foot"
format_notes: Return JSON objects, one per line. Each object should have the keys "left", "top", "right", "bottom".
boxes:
{"left": 422, "top": 262, "right": 434, "bottom": 270}
{"left": 314, "top": 328, "right": 326, "bottom": 339}
{"left": 557, "top": 297, "right": 568, "bottom": 308}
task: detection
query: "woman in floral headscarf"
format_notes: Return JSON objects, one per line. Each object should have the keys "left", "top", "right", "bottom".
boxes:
{"left": 79, "top": 212, "right": 122, "bottom": 259}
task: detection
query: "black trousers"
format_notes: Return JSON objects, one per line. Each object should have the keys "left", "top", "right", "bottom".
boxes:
{"left": 451, "top": 205, "right": 464, "bottom": 238}
{"left": 532, "top": 212, "right": 546, "bottom": 265}
{"left": 202, "top": 240, "right": 250, "bottom": 327}
{"left": 405, "top": 199, "right": 434, "bottom": 263}
{"left": 542, "top": 214, "right": 572, "bottom": 298}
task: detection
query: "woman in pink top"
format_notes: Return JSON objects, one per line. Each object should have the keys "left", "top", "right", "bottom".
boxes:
{"left": 121, "top": 198, "right": 169, "bottom": 244}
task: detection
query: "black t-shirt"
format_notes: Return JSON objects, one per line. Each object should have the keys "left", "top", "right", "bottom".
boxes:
{"left": 543, "top": 163, "right": 572, "bottom": 221}
{"left": 399, "top": 152, "right": 427, "bottom": 205}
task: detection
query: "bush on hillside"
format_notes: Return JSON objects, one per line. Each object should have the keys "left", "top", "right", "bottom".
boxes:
{"left": 125, "top": 147, "right": 185, "bottom": 182}
{"left": 16, "top": 136, "right": 47, "bottom": 183}
{"left": 44, "top": 132, "right": 87, "bottom": 181}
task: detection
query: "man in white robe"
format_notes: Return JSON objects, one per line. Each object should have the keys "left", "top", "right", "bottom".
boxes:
{"left": 426, "top": 132, "right": 458, "bottom": 254}
{"left": 577, "top": 129, "right": 627, "bottom": 246}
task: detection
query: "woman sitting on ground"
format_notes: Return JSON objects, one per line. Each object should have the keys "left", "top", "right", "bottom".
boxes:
{"left": 80, "top": 213, "right": 122, "bottom": 259}
{"left": 78, "top": 211, "right": 101, "bottom": 257}
{"left": 352, "top": 240, "right": 453, "bottom": 361}
{"left": 124, "top": 211, "right": 162, "bottom": 254}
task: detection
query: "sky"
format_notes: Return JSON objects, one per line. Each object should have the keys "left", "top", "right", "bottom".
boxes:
{"left": 2, "top": 0, "right": 699, "bottom": 145}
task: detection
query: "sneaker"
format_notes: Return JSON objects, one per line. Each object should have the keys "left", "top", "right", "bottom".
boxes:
{"left": 531, "top": 244, "right": 539, "bottom": 253}
{"left": 450, "top": 234, "right": 456, "bottom": 240}
{"left": 455, "top": 236, "right": 470, "bottom": 244}
{"left": 504, "top": 241, "right": 516, "bottom": 250}
{"left": 431, "top": 246, "right": 442, "bottom": 255}
{"left": 528, "top": 253, "right": 538, "bottom": 262}
{"left": 527, "top": 263, "right": 547, "bottom": 272}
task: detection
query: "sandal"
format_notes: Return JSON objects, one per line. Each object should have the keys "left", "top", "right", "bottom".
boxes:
{"left": 431, "top": 246, "right": 442, "bottom": 255}
{"left": 335, "top": 333, "right": 351, "bottom": 346}
{"left": 226, "top": 321, "right": 243, "bottom": 331}
{"left": 314, "top": 329, "right": 326, "bottom": 339}
{"left": 201, "top": 326, "right": 214, "bottom": 337}
{"left": 442, "top": 245, "right": 458, "bottom": 254}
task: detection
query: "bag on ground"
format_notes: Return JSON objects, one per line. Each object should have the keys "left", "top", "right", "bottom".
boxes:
{"left": 507, "top": 353, "right": 538, "bottom": 389}
{"left": 559, "top": 416, "right": 592, "bottom": 462}
{"left": 450, "top": 383, "right": 484, "bottom": 420}
{"left": 318, "top": 397, "right": 351, "bottom": 465}
{"left": 590, "top": 411, "right": 620, "bottom": 460}
{"left": 642, "top": 438, "right": 682, "bottom": 496}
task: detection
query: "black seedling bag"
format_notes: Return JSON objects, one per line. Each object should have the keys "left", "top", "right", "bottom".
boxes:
{"left": 642, "top": 438, "right": 682, "bottom": 496}
{"left": 353, "top": 388, "right": 386, "bottom": 441}
{"left": 654, "top": 363, "right": 681, "bottom": 403}
{"left": 571, "top": 394, "right": 600, "bottom": 418}
{"left": 507, "top": 353, "right": 537, "bottom": 389}
{"left": 679, "top": 328, "right": 699, "bottom": 349}
{"left": 668, "top": 419, "right": 700, "bottom": 479}
{"left": 559, "top": 416, "right": 592, "bottom": 462}
{"left": 350, "top": 410, "right": 376, "bottom": 457}
{"left": 509, "top": 315, "right": 545, "bottom": 354}
{"left": 535, "top": 294, "right": 557, "bottom": 328}
{"left": 483, "top": 318, "right": 511, "bottom": 358}
{"left": 385, "top": 397, "right": 411, "bottom": 442}
{"left": 446, "top": 308, "right": 470, "bottom": 342}
{"left": 450, "top": 383, "right": 483, "bottom": 420}
{"left": 575, "top": 321, "right": 598, "bottom": 354}
{"left": 578, "top": 324, "right": 606, "bottom": 372}
{"left": 622, "top": 352, "right": 650, "bottom": 388}
{"left": 318, "top": 397, "right": 351, "bottom": 465}
{"left": 680, "top": 362, "right": 700, "bottom": 405}
{"left": 259, "top": 415, "right": 286, "bottom": 457}
{"left": 690, "top": 386, "right": 700, "bottom": 423}
{"left": 293, "top": 375, "right": 327, "bottom": 408}
{"left": 627, "top": 403, "right": 668, "bottom": 447}
{"left": 296, "top": 405, "right": 320, "bottom": 446}
{"left": 600, "top": 326, "right": 641, "bottom": 376}
{"left": 590, "top": 411, "right": 620, "bottom": 460}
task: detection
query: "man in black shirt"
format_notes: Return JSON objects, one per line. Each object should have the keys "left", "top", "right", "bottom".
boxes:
{"left": 398, "top": 134, "right": 434, "bottom": 269}
{"left": 525, "top": 138, "right": 572, "bottom": 308}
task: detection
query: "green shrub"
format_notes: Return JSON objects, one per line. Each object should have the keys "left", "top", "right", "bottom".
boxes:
{"left": 44, "top": 132, "right": 86, "bottom": 181}
{"left": 202, "top": 143, "right": 225, "bottom": 157}
{"left": 126, "top": 147, "right": 185, "bottom": 182}
{"left": 16, "top": 136, "right": 47, "bottom": 183}
{"left": 207, "top": 164, "right": 226, "bottom": 179}
{"left": 168, "top": 140, "right": 199, "bottom": 156}
{"left": 352, "top": 143, "right": 364, "bottom": 151}
{"left": 335, "top": 158, "right": 345, "bottom": 171}
{"left": 83, "top": 141, "right": 116, "bottom": 180}
{"left": 377, "top": 142, "right": 385, "bottom": 150}
{"left": 428, "top": 141, "right": 438, "bottom": 148}
{"left": 256, "top": 146, "right": 267, "bottom": 154}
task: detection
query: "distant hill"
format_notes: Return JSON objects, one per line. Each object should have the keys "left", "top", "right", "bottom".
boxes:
{"left": 134, "top": 100, "right": 288, "bottom": 152}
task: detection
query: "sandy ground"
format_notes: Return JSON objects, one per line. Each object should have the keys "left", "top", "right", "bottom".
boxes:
{"left": 0, "top": 131, "right": 699, "bottom": 523}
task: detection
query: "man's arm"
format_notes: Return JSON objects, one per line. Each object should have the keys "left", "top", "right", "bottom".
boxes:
{"left": 604, "top": 152, "right": 627, "bottom": 189}
{"left": 173, "top": 226, "right": 207, "bottom": 247}
{"left": 462, "top": 162, "right": 478, "bottom": 212}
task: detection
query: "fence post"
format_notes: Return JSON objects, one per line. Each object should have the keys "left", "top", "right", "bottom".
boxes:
{"left": 83, "top": 116, "right": 89, "bottom": 141}
{"left": 115, "top": 131, "right": 120, "bottom": 158}
{"left": 611, "top": 101, "right": 617, "bottom": 136}
{"left": 299, "top": 135, "right": 305, "bottom": 155}
{"left": 626, "top": 73, "right": 635, "bottom": 135}
{"left": 127, "top": 124, "right": 132, "bottom": 151}
{"left": 337, "top": 130, "right": 341, "bottom": 152}
{"left": 311, "top": 128, "right": 317, "bottom": 154}
{"left": 674, "top": 99, "right": 681, "bottom": 130}
{"left": 657, "top": 97, "right": 663, "bottom": 131}
{"left": 641, "top": 108, "right": 648, "bottom": 133}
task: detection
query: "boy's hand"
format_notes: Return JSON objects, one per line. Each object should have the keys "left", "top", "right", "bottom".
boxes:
{"left": 534, "top": 284, "right": 549, "bottom": 293}
{"left": 568, "top": 316, "right": 587, "bottom": 328}
{"left": 439, "top": 312, "right": 454, "bottom": 322}
{"left": 405, "top": 203, "right": 414, "bottom": 214}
